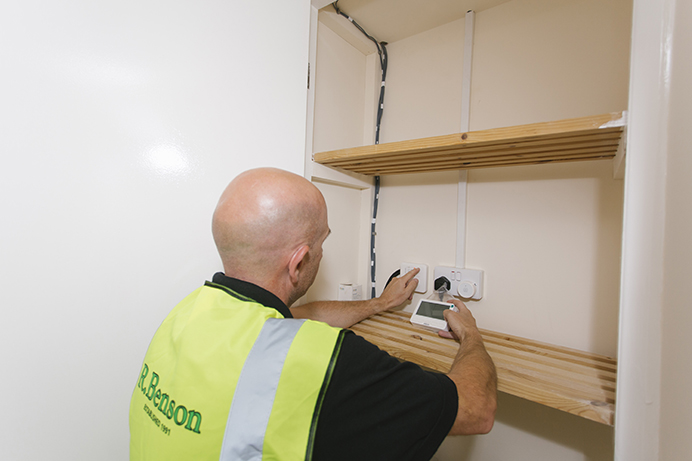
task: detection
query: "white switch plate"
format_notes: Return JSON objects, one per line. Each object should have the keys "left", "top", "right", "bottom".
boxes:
{"left": 433, "top": 266, "right": 484, "bottom": 300}
{"left": 400, "top": 263, "right": 428, "bottom": 293}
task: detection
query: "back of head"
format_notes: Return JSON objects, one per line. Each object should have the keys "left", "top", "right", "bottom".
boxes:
{"left": 212, "top": 168, "right": 327, "bottom": 284}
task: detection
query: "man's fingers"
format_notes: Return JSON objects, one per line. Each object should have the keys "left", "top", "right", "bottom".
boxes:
{"left": 438, "top": 329, "right": 457, "bottom": 340}
{"left": 443, "top": 303, "right": 478, "bottom": 343}
{"left": 443, "top": 309, "right": 462, "bottom": 331}
{"left": 400, "top": 267, "right": 420, "bottom": 284}
{"left": 439, "top": 310, "right": 463, "bottom": 340}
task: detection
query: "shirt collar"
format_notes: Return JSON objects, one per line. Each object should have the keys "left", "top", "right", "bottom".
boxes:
{"left": 209, "top": 272, "right": 293, "bottom": 319}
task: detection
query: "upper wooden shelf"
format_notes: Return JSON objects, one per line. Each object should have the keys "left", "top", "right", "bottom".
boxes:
{"left": 350, "top": 310, "right": 617, "bottom": 425}
{"left": 314, "top": 112, "right": 627, "bottom": 175}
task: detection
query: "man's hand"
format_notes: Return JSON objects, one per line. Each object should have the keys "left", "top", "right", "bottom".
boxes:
{"left": 439, "top": 298, "right": 497, "bottom": 436}
{"left": 438, "top": 299, "right": 477, "bottom": 342}
{"left": 377, "top": 268, "right": 420, "bottom": 312}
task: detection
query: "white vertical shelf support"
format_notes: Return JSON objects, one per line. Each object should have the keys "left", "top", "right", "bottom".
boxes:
{"left": 456, "top": 10, "right": 475, "bottom": 268}
{"left": 456, "top": 170, "right": 468, "bottom": 268}
{"left": 460, "top": 10, "right": 475, "bottom": 133}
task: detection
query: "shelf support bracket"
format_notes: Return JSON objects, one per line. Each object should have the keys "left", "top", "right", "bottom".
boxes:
{"left": 457, "top": 10, "right": 475, "bottom": 268}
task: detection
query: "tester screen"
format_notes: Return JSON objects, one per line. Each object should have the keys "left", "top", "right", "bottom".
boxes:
{"left": 417, "top": 301, "right": 449, "bottom": 320}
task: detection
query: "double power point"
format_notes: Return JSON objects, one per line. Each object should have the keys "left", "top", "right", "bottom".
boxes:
{"left": 434, "top": 266, "right": 484, "bottom": 300}
{"left": 400, "top": 263, "right": 484, "bottom": 300}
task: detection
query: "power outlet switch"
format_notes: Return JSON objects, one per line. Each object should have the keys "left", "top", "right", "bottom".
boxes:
{"left": 400, "top": 263, "right": 428, "bottom": 293}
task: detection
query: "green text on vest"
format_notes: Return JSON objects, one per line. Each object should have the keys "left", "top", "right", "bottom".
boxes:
{"left": 137, "top": 363, "right": 202, "bottom": 434}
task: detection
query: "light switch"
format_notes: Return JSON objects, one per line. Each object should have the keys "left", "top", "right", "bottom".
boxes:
{"left": 400, "top": 263, "right": 428, "bottom": 293}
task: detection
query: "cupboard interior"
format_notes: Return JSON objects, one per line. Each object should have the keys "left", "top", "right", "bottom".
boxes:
{"left": 308, "top": 0, "right": 631, "bottom": 427}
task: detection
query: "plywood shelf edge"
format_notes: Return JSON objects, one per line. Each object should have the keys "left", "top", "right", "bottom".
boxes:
{"left": 350, "top": 310, "right": 616, "bottom": 426}
{"left": 314, "top": 112, "right": 627, "bottom": 176}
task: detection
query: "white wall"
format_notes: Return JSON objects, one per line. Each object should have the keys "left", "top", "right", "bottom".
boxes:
{"left": 311, "top": 0, "right": 631, "bottom": 459}
{"left": 0, "top": 1, "right": 310, "bottom": 459}
{"left": 308, "top": 180, "right": 369, "bottom": 301}
{"left": 379, "top": 18, "right": 466, "bottom": 140}
{"left": 469, "top": 0, "right": 632, "bottom": 131}
{"left": 306, "top": 15, "right": 376, "bottom": 302}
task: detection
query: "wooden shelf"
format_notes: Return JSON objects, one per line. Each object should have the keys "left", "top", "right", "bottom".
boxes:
{"left": 314, "top": 112, "right": 626, "bottom": 175}
{"left": 350, "top": 310, "right": 617, "bottom": 425}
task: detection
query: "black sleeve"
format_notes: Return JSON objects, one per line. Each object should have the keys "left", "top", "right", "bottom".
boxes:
{"left": 311, "top": 330, "right": 458, "bottom": 461}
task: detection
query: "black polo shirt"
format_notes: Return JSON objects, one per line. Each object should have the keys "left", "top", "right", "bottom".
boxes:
{"left": 211, "top": 273, "right": 458, "bottom": 461}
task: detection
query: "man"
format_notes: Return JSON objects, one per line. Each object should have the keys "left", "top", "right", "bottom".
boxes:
{"left": 129, "top": 168, "right": 497, "bottom": 461}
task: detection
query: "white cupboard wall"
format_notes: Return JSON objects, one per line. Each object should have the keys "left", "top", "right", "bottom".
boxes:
{"left": 307, "top": 0, "right": 632, "bottom": 459}
{"left": 0, "top": 1, "right": 311, "bottom": 459}
{"left": 657, "top": 1, "right": 692, "bottom": 457}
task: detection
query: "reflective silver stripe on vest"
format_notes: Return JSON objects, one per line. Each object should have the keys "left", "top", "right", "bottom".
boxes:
{"left": 219, "top": 318, "right": 306, "bottom": 461}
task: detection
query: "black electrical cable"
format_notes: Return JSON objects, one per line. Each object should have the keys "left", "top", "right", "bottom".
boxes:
{"left": 370, "top": 176, "right": 380, "bottom": 298}
{"left": 332, "top": 1, "right": 388, "bottom": 299}
{"left": 332, "top": 0, "right": 388, "bottom": 145}
{"left": 384, "top": 269, "right": 401, "bottom": 290}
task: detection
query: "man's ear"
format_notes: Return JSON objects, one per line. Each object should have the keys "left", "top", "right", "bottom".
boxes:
{"left": 288, "top": 244, "right": 310, "bottom": 285}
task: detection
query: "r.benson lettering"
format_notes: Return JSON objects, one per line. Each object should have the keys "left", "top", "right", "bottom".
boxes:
{"left": 137, "top": 363, "right": 202, "bottom": 434}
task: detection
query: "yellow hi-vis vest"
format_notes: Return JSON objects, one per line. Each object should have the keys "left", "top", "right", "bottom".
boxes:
{"left": 129, "top": 282, "right": 343, "bottom": 461}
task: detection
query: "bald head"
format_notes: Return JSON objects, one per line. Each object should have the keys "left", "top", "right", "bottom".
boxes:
{"left": 212, "top": 168, "right": 329, "bottom": 300}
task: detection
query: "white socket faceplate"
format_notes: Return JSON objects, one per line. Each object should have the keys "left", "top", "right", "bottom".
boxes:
{"left": 433, "top": 266, "right": 484, "bottom": 300}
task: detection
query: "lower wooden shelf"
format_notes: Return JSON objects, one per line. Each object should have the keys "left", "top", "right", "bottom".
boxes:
{"left": 349, "top": 310, "right": 617, "bottom": 425}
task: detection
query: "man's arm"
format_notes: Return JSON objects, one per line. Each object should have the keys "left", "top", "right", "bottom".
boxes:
{"left": 442, "top": 301, "right": 498, "bottom": 435}
{"left": 290, "top": 268, "right": 420, "bottom": 328}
